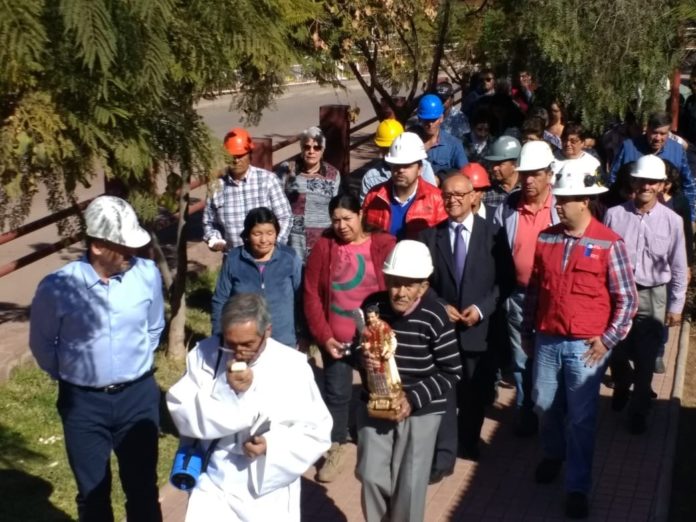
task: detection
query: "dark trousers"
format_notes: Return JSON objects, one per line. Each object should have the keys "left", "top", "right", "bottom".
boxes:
{"left": 610, "top": 285, "right": 666, "bottom": 417}
{"left": 432, "top": 351, "right": 496, "bottom": 472}
{"left": 58, "top": 376, "right": 162, "bottom": 522}
{"left": 321, "top": 350, "right": 355, "bottom": 444}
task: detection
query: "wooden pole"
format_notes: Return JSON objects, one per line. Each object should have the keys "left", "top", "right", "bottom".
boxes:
{"left": 320, "top": 105, "right": 350, "bottom": 178}
{"left": 251, "top": 138, "right": 273, "bottom": 171}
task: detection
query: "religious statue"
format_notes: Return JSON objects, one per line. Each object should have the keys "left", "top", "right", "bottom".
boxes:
{"left": 360, "top": 304, "right": 404, "bottom": 420}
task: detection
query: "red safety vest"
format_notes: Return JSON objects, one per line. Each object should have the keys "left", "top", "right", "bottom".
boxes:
{"left": 534, "top": 218, "right": 620, "bottom": 339}
{"left": 362, "top": 179, "right": 447, "bottom": 239}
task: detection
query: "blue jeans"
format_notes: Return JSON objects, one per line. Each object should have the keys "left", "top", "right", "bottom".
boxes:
{"left": 505, "top": 288, "right": 534, "bottom": 412}
{"left": 532, "top": 334, "right": 609, "bottom": 494}
{"left": 321, "top": 350, "right": 355, "bottom": 444}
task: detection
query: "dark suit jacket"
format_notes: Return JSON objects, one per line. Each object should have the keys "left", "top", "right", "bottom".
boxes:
{"left": 419, "top": 216, "right": 500, "bottom": 353}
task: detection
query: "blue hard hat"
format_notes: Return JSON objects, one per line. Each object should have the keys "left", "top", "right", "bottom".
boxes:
{"left": 417, "top": 94, "right": 444, "bottom": 120}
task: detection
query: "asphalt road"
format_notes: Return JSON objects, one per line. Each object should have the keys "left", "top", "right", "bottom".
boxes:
{"left": 0, "top": 80, "right": 379, "bottom": 311}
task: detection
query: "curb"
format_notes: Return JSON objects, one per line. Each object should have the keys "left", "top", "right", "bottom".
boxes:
{"left": 653, "top": 319, "right": 690, "bottom": 522}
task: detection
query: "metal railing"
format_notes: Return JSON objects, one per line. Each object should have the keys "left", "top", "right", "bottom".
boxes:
{"left": 0, "top": 87, "right": 460, "bottom": 278}
{"left": 0, "top": 110, "right": 380, "bottom": 278}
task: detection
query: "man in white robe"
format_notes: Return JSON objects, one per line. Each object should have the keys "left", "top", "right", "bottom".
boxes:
{"left": 166, "top": 293, "right": 332, "bottom": 521}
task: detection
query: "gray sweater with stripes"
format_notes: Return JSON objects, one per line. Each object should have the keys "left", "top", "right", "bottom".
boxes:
{"left": 361, "top": 289, "right": 463, "bottom": 416}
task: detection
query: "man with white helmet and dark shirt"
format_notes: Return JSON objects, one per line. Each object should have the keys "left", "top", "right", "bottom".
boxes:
{"left": 356, "top": 240, "right": 462, "bottom": 522}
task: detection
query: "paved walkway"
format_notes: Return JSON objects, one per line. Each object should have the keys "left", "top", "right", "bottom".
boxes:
{"left": 158, "top": 325, "right": 684, "bottom": 522}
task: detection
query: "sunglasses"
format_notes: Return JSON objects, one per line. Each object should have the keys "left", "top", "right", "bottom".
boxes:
{"left": 483, "top": 77, "right": 494, "bottom": 82}
{"left": 303, "top": 144, "right": 323, "bottom": 152}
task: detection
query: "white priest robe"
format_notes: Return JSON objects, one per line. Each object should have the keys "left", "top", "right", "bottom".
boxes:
{"left": 166, "top": 336, "right": 332, "bottom": 521}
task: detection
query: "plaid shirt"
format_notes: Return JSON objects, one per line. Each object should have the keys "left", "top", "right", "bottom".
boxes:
{"left": 522, "top": 231, "right": 637, "bottom": 349}
{"left": 203, "top": 166, "right": 292, "bottom": 248}
{"left": 483, "top": 183, "right": 519, "bottom": 211}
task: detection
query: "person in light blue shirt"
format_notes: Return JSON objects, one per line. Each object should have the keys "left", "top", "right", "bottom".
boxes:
{"left": 30, "top": 195, "right": 164, "bottom": 522}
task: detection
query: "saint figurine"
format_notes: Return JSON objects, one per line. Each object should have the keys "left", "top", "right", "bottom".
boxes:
{"left": 360, "top": 304, "right": 404, "bottom": 419}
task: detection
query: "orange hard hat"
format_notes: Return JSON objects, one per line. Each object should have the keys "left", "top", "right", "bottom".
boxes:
{"left": 223, "top": 127, "right": 255, "bottom": 155}
{"left": 460, "top": 162, "right": 491, "bottom": 189}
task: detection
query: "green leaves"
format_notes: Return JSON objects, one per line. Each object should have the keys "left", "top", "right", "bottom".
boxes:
{"left": 482, "top": 0, "right": 681, "bottom": 130}
{"left": 0, "top": 0, "right": 47, "bottom": 90}
{"left": 59, "top": 0, "right": 117, "bottom": 74}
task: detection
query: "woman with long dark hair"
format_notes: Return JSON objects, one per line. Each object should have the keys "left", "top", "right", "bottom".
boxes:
{"left": 303, "top": 193, "right": 396, "bottom": 483}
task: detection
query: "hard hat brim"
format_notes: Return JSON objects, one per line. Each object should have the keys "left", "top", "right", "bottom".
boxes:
{"left": 552, "top": 186, "right": 608, "bottom": 196}
{"left": 483, "top": 153, "right": 518, "bottom": 162}
{"left": 382, "top": 267, "right": 433, "bottom": 279}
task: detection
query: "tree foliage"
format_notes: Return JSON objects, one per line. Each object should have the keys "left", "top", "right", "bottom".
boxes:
{"left": 1, "top": 0, "right": 316, "bottom": 357}
{"left": 479, "top": 0, "right": 682, "bottom": 129}
{"left": 309, "top": 0, "right": 450, "bottom": 121}
{"left": 0, "top": 0, "right": 317, "bottom": 231}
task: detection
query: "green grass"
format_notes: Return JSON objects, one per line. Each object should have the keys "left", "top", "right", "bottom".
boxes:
{"left": 0, "top": 268, "right": 219, "bottom": 521}
{"left": 0, "top": 355, "right": 185, "bottom": 521}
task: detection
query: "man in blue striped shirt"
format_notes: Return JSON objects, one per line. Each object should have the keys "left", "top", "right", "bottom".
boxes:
{"left": 30, "top": 196, "right": 165, "bottom": 522}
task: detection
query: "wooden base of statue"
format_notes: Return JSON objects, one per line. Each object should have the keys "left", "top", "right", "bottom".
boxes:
{"left": 367, "top": 389, "right": 406, "bottom": 420}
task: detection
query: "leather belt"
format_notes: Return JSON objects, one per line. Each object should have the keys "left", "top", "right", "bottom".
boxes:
{"left": 66, "top": 369, "right": 155, "bottom": 394}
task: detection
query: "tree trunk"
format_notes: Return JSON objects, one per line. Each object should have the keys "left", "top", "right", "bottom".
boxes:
{"left": 166, "top": 97, "right": 195, "bottom": 360}
{"left": 150, "top": 233, "right": 173, "bottom": 290}
{"left": 166, "top": 169, "right": 190, "bottom": 360}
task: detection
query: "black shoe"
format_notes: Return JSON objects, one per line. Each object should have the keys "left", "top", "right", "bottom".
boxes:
{"left": 534, "top": 458, "right": 562, "bottom": 484}
{"left": 428, "top": 468, "right": 453, "bottom": 485}
{"left": 458, "top": 443, "right": 480, "bottom": 461}
{"left": 611, "top": 389, "right": 630, "bottom": 412}
{"left": 629, "top": 413, "right": 647, "bottom": 435}
{"left": 565, "top": 491, "right": 589, "bottom": 519}
{"left": 514, "top": 411, "right": 538, "bottom": 437}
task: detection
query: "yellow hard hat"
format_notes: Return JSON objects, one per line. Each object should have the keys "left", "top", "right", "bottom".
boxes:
{"left": 374, "top": 119, "right": 404, "bottom": 148}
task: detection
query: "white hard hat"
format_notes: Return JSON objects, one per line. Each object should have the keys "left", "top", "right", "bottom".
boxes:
{"left": 384, "top": 132, "right": 428, "bottom": 165}
{"left": 517, "top": 141, "right": 555, "bottom": 172}
{"left": 553, "top": 161, "right": 608, "bottom": 196}
{"left": 631, "top": 155, "right": 667, "bottom": 180}
{"left": 382, "top": 240, "right": 433, "bottom": 279}
{"left": 84, "top": 196, "right": 151, "bottom": 248}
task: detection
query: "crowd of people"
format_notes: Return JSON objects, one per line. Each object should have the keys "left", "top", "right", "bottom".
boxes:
{"left": 28, "top": 69, "right": 695, "bottom": 521}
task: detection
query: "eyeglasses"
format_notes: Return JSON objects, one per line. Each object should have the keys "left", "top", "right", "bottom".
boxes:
{"left": 303, "top": 144, "right": 323, "bottom": 152}
{"left": 442, "top": 190, "right": 474, "bottom": 200}
{"left": 483, "top": 77, "right": 494, "bottom": 82}
{"left": 563, "top": 137, "right": 583, "bottom": 145}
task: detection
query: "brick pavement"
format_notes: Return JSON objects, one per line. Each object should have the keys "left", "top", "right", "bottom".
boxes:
{"left": 160, "top": 325, "right": 682, "bottom": 522}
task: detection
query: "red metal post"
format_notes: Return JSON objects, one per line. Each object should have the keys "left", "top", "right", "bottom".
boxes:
{"left": 320, "top": 105, "right": 350, "bottom": 177}
{"left": 251, "top": 138, "right": 273, "bottom": 171}
{"left": 671, "top": 68, "right": 682, "bottom": 132}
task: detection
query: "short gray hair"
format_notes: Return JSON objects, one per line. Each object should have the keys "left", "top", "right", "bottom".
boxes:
{"left": 220, "top": 293, "right": 272, "bottom": 336}
{"left": 300, "top": 126, "right": 326, "bottom": 149}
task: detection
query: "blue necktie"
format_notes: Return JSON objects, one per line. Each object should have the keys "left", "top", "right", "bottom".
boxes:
{"left": 454, "top": 223, "right": 467, "bottom": 288}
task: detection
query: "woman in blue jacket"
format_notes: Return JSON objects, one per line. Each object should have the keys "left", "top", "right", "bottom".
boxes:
{"left": 211, "top": 207, "right": 303, "bottom": 347}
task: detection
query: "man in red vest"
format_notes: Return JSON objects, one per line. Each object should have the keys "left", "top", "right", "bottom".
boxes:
{"left": 362, "top": 132, "right": 447, "bottom": 239}
{"left": 522, "top": 162, "right": 638, "bottom": 519}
